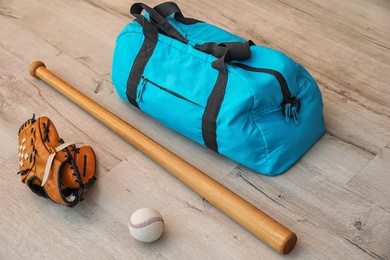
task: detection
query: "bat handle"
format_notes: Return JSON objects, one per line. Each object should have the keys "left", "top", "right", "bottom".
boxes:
{"left": 29, "top": 61, "right": 297, "bottom": 254}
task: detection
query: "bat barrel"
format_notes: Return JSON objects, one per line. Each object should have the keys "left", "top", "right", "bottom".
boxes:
{"left": 29, "top": 61, "right": 297, "bottom": 254}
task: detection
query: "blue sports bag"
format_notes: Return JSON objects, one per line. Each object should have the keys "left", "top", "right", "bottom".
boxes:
{"left": 112, "top": 2, "right": 326, "bottom": 175}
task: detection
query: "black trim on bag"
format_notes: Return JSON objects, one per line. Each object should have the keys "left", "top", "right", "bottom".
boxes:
{"left": 131, "top": 2, "right": 188, "bottom": 44}
{"left": 202, "top": 58, "right": 228, "bottom": 152}
{"left": 127, "top": 2, "right": 192, "bottom": 108}
{"left": 153, "top": 2, "right": 200, "bottom": 25}
{"left": 200, "top": 42, "right": 253, "bottom": 152}
{"left": 126, "top": 16, "right": 158, "bottom": 108}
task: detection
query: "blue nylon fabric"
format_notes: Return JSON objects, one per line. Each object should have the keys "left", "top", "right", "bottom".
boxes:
{"left": 112, "top": 15, "right": 326, "bottom": 175}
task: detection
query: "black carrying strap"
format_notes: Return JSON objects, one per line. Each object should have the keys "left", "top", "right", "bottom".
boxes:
{"left": 126, "top": 2, "right": 190, "bottom": 107}
{"left": 126, "top": 13, "right": 158, "bottom": 107}
{"left": 127, "top": 2, "right": 192, "bottom": 107}
{"left": 131, "top": 2, "right": 188, "bottom": 44}
{"left": 127, "top": 2, "right": 195, "bottom": 108}
{"left": 220, "top": 41, "right": 254, "bottom": 61}
{"left": 200, "top": 41, "right": 254, "bottom": 151}
{"left": 153, "top": 1, "right": 200, "bottom": 24}
{"left": 196, "top": 40, "right": 254, "bottom": 62}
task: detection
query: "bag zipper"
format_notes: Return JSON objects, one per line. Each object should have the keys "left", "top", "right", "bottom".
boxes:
{"left": 140, "top": 76, "right": 201, "bottom": 106}
{"left": 227, "top": 62, "right": 300, "bottom": 125}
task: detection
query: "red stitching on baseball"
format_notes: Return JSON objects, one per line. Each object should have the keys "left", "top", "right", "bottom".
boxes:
{"left": 129, "top": 217, "right": 164, "bottom": 229}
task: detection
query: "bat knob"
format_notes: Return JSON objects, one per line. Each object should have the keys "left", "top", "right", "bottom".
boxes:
{"left": 29, "top": 61, "right": 46, "bottom": 78}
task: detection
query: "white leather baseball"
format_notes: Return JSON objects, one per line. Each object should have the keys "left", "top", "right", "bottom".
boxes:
{"left": 128, "top": 207, "right": 165, "bottom": 243}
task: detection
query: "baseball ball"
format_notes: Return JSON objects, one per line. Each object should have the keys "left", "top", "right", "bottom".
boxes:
{"left": 128, "top": 207, "right": 165, "bottom": 243}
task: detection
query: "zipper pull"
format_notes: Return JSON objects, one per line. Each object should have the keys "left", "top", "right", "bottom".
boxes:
{"left": 136, "top": 77, "right": 147, "bottom": 103}
{"left": 292, "top": 106, "right": 300, "bottom": 125}
{"left": 282, "top": 97, "right": 301, "bottom": 125}
{"left": 284, "top": 102, "right": 291, "bottom": 123}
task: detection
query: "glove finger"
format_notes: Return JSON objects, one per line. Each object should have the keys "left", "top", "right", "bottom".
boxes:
{"left": 61, "top": 146, "right": 96, "bottom": 189}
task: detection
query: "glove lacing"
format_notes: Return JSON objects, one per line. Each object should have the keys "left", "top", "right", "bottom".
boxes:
{"left": 41, "top": 141, "right": 82, "bottom": 187}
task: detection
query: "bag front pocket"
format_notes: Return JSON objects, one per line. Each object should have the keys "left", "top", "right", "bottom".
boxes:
{"left": 138, "top": 77, "right": 201, "bottom": 106}
{"left": 136, "top": 76, "right": 205, "bottom": 145}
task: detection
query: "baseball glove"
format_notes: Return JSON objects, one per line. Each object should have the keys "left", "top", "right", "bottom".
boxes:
{"left": 17, "top": 115, "right": 96, "bottom": 207}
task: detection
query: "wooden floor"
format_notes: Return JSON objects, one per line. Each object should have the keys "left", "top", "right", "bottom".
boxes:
{"left": 1, "top": 0, "right": 389, "bottom": 259}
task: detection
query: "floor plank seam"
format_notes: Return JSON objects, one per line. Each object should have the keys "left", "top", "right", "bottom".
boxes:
{"left": 326, "top": 130, "right": 377, "bottom": 156}
{"left": 342, "top": 235, "right": 386, "bottom": 260}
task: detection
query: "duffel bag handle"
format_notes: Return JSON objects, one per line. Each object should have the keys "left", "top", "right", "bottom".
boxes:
{"left": 131, "top": 2, "right": 188, "bottom": 44}
{"left": 196, "top": 40, "right": 254, "bottom": 62}
{"left": 200, "top": 40, "right": 254, "bottom": 151}
{"left": 220, "top": 41, "right": 254, "bottom": 61}
{"left": 153, "top": 2, "right": 200, "bottom": 25}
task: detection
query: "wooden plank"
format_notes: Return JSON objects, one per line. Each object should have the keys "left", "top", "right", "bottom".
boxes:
{"left": 347, "top": 146, "right": 390, "bottom": 208}
{"left": 343, "top": 147, "right": 390, "bottom": 258}
{"left": 295, "top": 133, "right": 374, "bottom": 184}
{"left": 1, "top": 0, "right": 390, "bottom": 258}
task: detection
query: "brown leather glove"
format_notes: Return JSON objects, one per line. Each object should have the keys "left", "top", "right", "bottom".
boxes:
{"left": 17, "top": 115, "right": 96, "bottom": 207}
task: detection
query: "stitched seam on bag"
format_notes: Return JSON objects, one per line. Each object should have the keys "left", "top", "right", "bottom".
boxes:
{"left": 224, "top": 67, "right": 255, "bottom": 110}
{"left": 115, "top": 25, "right": 142, "bottom": 42}
{"left": 250, "top": 111, "right": 273, "bottom": 174}
{"left": 299, "top": 76, "right": 312, "bottom": 93}
{"left": 254, "top": 106, "right": 282, "bottom": 118}
{"left": 295, "top": 64, "right": 313, "bottom": 96}
{"left": 170, "top": 18, "right": 190, "bottom": 38}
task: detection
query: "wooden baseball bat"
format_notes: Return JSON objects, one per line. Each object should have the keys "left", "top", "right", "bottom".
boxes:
{"left": 29, "top": 61, "right": 297, "bottom": 254}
